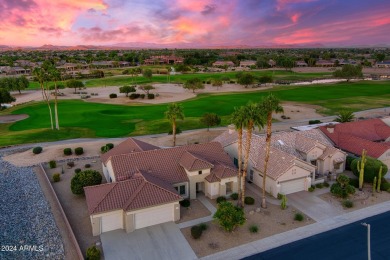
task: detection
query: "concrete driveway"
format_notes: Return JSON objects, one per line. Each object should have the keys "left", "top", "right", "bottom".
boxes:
{"left": 101, "top": 222, "right": 197, "bottom": 260}
{"left": 287, "top": 191, "right": 343, "bottom": 221}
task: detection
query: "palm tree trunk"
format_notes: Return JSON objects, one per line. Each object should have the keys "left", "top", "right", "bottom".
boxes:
{"left": 173, "top": 120, "right": 176, "bottom": 146}
{"left": 242, "top": 122, "right": 253, "bottom": 207}
{"left": 261, "top": 113, "right": 273, "bottom": 208}
{"left": 237, "top": 127, "right": 243, "bottom": 208}
{"left": 41, "top": 84, "right": 53, "bottom": 130}
{"left": 54, "top": 81, "right": 59, "bottom": 130}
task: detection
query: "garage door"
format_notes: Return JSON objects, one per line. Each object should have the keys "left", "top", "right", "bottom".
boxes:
{"left": 135, "top": 205, "right": 173, "bottom": 229}
{"left": 101, "top": 212, "right": 123, "bottom": 233}
{"left": 280, "top": 178, "right": 305, "bottom": 195}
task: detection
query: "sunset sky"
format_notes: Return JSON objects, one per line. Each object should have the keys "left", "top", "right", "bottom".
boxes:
{"left": 1, "top": 0, "right": 389, "bottom": 47}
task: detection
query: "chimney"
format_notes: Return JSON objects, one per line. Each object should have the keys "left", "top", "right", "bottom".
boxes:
{"left": 326, "top": 124, "right": 335, "bottom": 133}
{"left": 228, "top": 124, "right": 235, "bottom": 134}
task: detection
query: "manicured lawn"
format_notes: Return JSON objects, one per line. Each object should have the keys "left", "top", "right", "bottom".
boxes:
{"left": 2, "top": 81, "right": 389, "bottom": 146}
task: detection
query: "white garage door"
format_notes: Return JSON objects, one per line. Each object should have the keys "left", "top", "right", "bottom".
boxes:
{"left": 280, "top": 178, "right": 305, "bottom": 195}
{"left": 101, "top": 212, "right": 123, "bottom": 233}
{"left": 135, "top": 205, "right": 173, "bottom": 229}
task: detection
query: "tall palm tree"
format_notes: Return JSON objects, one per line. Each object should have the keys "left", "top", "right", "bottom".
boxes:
{"left": 231, "top": 106, "right": 246, "bottom": 208}
{"left": 33, "top": 67, "right": 53, "bottom": 130}
{"left": 165, "top": 103, "right": 184, "bottom": 146}
{"left": 48, "top": 66, "right": 61, "bottom": 130}
{"left": 241, "top": 103, "right": 264, "bottom": 207}
{"left": 259, "top": 93, "right": 283, "bottom": 208}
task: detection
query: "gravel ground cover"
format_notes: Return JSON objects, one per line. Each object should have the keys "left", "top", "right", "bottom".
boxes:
{"left": 0, "top": 147, "right": 65, "bottom": 260}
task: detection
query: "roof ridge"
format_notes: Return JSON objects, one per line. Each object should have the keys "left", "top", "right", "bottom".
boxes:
{"left": 123, "top": 181, "right": 146, "bottom": 210}
{"left": 91, "top": 182, "right": 117, "bottom": 214}
{"left": 186, "top": 151, "right": 214, "bottom": 169}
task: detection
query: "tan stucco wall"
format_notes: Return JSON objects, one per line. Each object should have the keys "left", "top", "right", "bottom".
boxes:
{"left": 106, "top": 160, "right": 116, "bottom": 182}
{"left": 278, "top": 165, "right": 311, "bottom": 182}
{"left": 188, "top": 172, "right": 210, "bottom": 199}
{"left": 205, "top": 181, "right": 220, "bottom": 199}
{"left": 306, "top": 147, "right": 325, "bottom": 162}
{"left": 90, "top": 216, "right": 101, "bottom": 236}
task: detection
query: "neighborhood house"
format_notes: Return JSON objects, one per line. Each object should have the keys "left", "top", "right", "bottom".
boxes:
{"left": 84, "top": 138, "right": 238, "bottom": 235}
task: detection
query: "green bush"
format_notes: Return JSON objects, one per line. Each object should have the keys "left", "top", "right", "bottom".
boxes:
{"left": 315, "top": 183, "right": 324, "bottom": 189}
{"left": 308, "top": 187, "right": 315, "bottom": 192}
{"left": 309, "top": 120, "right": 322, "bottom": 125}
{"left": 191, "top": 225, "right": 202, "bottom": 239}
{"left": 342, "top": 200, "right": 354, "bottom": 208}
{"left": 277, "top": 193, "right": 283, "bottom": 200}
{"left": 147, "top": 93, "right": 155, "bottom": 99}
{"left": 294, "top": 213, "right": 304, "bottom": 221}
{"left": 49, "top": 160, "right": 57, "bottom": 169}
{"left": 230, "top": 193, "right": 238, "bottom": 200}
{"left": 351, "top": 157, "right": 388, "bottom": 183}
{"left": 85, "top": 164, "right": 91, "bottom": 168}
{"left": 199, "top": 223, "right": 208, "bottom": 231}
{"left": 106, "top": 143, "right": 114, "bottom": 149}
{"left": 109, "top": 93, "right": 117, "bottom": 99}
{"left": 381, "top": 181, "right": 390, "bottom": 191}
{"left": 345, "top": 185, "right": 356, "bottom": 195}
{"left": 180, "top": 199, "right": 190, "bottom": 208}
{"left": 67, "top": 161, "right": 75, "bottom": 167}
{"left": 346, "top": 156, "right": 357, "bottom": 170}
{"left": 71, "top": 170, "right": 102, "bottom": 195}
{"left": 323, "top": 182, "right": 330, "bottom": 188}
{"left": 330, "top": 183, "right": 348, "bottom": 198}
{"left": 52, "top": 173, "right": 61, "bottom": 182}
{"left": 32, "top": 147, "right": 43, "bottom": 154}
{"left": 140, "top": 94, "right": 145, "bottom": 99}
{"left": 86, "top": 245, "right": 101, "bottom": 260}
{"left": 244, "top": 196, "right": 255, "bottom": 205}
{"left": 213, "top": 202, "right": 246, "bottom": 232}
{"left": 349, "top": 178, "right": 359, "bottom": 188}
{"left": 75, "top": 147, "right": 84, "bottom": 155}
{"left": 74, "top": 168, "right": 81, "bottom": 174}
{"left": 129, "top": 93, "right": 140, "bottom": 99}
{"left": 63, "top": 148, "right": 72, "bottom": 156}
{"left": 217, "top": 196, "right": 227, "bottom": 204}
{"left": 311, "top": 185, "right": 316, "bottom": 190}
{"left": 249, "top": 225, "right": 258, "bottom": 233}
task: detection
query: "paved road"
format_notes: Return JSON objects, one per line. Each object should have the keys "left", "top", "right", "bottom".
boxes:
{"left": 243, "top": 210, "right": 390, "bottom": 260}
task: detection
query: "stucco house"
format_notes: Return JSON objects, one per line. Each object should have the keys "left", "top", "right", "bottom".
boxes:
{"left": 85, "top": 138, "right": 238, "bottom": 235}
{"left": 214, "top": 128, "right": 346, "bottom": 197}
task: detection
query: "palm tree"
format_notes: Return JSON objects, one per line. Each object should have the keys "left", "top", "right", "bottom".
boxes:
{"left": 231, "top": 106, "right": 246, "bottom": 208}
{"left": 335, "top": 110, "right": 355, "bottom": 123}
{"left": 259, "top": 93, "right": 283, "bottom": 208}
{"left": 165, "top": 103, "right": 184, "bottom": 146}
{"left": 48, "top": 66, "right": 61, "bottom": 130}
{"left": 241, "top": 103, "right": 264, "bottom": 207}
{"left": 33, "top": 67, "right": 53, "bottom": 130}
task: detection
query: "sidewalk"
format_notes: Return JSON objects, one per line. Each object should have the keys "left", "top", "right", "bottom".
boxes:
{"left": 201, "top": 200, "right": 390, "bottom": 260}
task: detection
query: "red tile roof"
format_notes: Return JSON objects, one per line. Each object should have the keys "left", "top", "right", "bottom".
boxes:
{"left": 179, "top": 151, "right": 214, "bottom": 171}
{"left": 84, "top": 171, "right": 182, "bottom": 215}
{"left": 319, "top": 119, "right": 390, "bottom": 158}
{"left": 205, "top": 162, "right": 237, "bottom": 183}
{"left": 101, "top": 138, "right": 160, "bottom": 164}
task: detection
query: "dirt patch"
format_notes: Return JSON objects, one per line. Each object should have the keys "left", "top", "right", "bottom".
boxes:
{"left": 0, "top": 114, "right": 28, "bottom": 123}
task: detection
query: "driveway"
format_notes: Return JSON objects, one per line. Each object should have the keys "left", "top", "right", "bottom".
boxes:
{"left": 287, "top": 191, "right": 343, "bottom": 222}
{"left": 101, "top": 222, "right": 197, "bottom": 260}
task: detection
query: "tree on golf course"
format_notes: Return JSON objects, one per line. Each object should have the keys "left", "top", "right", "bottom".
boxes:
{"left": 66, "top": 79, "right": 84, "bottom": 93}
{"left": 333, "top": 64, "right": 363, "bottom": 82}
{"left": 165, "top": 103, "right": 184, "bottom": 147}
{"left": 183, "top": 78, "right": 204, "bottom": 93}
{"left": 119, "top": 85, "right": 136, "bottom": 97}
{"left": 33, "top": 67, "right": 54, "bottom": 130}
{"left": 0, "top": 88, "right": 15, "bottom": 104}
{"left": 200, "top": 113, "right": 221, "bottom": 131}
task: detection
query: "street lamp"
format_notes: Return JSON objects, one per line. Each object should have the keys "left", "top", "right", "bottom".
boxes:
{"left": 361, "top": 222, "right": 371, "bottom": 260}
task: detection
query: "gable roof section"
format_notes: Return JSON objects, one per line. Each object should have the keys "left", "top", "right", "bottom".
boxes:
{"left": 101, "top": 138, "right": 160, "bottom": 164}
{"left": 108, "top": 142, "right": 234, "bottom": 184}
{"left": 337, "top": 133, "right": 390, "bottom": 158}
{"left": 205, "top": 162, "right": 237, "bottom": 183}
{"left": 84, "top": 171, "right": 181, "bottom": 215}
{"left": 179, "top": 151, "right": 214, "bottom": 171}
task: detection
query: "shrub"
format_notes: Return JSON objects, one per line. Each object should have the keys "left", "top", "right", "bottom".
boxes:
{"left": 349, "top": 178, "right": 359, "bottom": 188}
{"left": 351, "top": 157, "right": 388, "bottom": 183}
{"left": 32, "top": 147, "right": 43, "bottom": 154}
{"left": 63, "top": 148, "right": 72, "bottom": 156}
{"left": 213, "top": 202, "right": 246, "bottom": 232}
{"left": 342, "top": 200, "right": 354, "bottom": 208}
{"left": 330, "top": 183, "right": 347, "bottom": 198}
{"left": 323, "top": 182, "right": 330, "bottom": 188}
{"left": 129, "top": 93, "right": 140, "bottom": 99}
{"left": 309, "top": 120, "right": 322, "bottom": 125}
{"left": 49, "top": 160, "right": 57, "bottom": 169}
{"left": 71, "top": 170, "right": 102, "bottom": 195}
{"left": 249, "top": 225, "right": 258, "bottom": 233}
{"left": 345, "top": 185, "right": 356, "bottom": 195}
{"left": 85, "top": 164, "right": 91, "bottom": 168}
{"left": 140, "top": 94, "right": 145, "bottom": 99}
{"left": 180, "top": 199, "right": 190, "bottom": 208}
{"left": 315, "top": 183, "right": 324, "bottom": 189}
{"left": 294, "top": 213, "right": 304, "bottom": 221}
{"left": 216, "top": 196, "right": 227, "bottom": 204}
{"left": 52, "top": 173, "right": 61, "bottom": 182}
{"left": 277, "top": 193, "right": 283, "bottom": 200}
{"left": 191, "top": 225, "right": 202, "bottom": 239}
{"left": 311, "top": 185, "right": 316, "bottom": 190}
{"left": 75, "top": 147, "right": 84, "bottom": 155}
{"left": 106, "top": 143, "right": 114, "bottom": 149}
{"left": 346, "top": 156, "right": 357, "bottom": 170}
{"left": 244, "top": 196, "right": 255, "bottom": 205}
{"left": 109, "top": 93, "right": 117, "bottom": 99}
{"left": 199, "top": 223, "right": 208, "bottom": 231}
{"left": 67, "top": 161, "right": 75, "bottom": 167}
{"left": 308, "top": 187, "right": 315, "bottom": 192}
{"left": 86, "top": 245, "right": 101, "bottom": 260}
{"left": 381, "top": 181, "right": 390, "bottom": 191}
{"left": 74, "top": 168, "right": 81, "bottom": 174}
{"left": 147, "top": 93, "right": 155, "bottom": 99}
{"left": 230, "top": 193, "right": 238, "bottom": 200}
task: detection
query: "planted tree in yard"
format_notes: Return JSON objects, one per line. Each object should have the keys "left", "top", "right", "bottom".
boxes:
{"left": 119, "top": 85, "right": 136, "bottom": 97}
{"left": 200, "top": 113, "right": 221, "bottom": 131}
{"left": 377, "top": 166, "right": 382, "bottom": 193}
{"left": 211, "top": 79, "right": 223, "bottom": 90}
{"left": 231, "top": 107, "right": 246, "bottom": 208}
{"left": 142, "top": 68, "right": 153, "bottom": 81}
{"left": 259, "top": 93, "right": 283, "bottom": 208}
{"left": 335, "top": 110, "right": 355, "bottom": 123}
{"left": 241, "top": 102, "right": 264, "bottom": 207}
{"left": 66, "top": 79, "right": 84, "bottom": 93}
{"left": 71, "top": 170, "right": 102, "bottom": 195}
{"left": 333, "top": 64, "right": 363, "bottom": 82}
{"left": 183, "top": 78, "right": 204, "bottom": 93}
{"left": 0, "top": 88, "right": 16, "bottom": 104}
{"left": 213, "top": 201, "right": 245, "bottom": 232}
{"left": 165, "top": 103, "right": 184, "bottom": 147}
{"left": 138, "top": 85, "right": 155, "bottom": 95}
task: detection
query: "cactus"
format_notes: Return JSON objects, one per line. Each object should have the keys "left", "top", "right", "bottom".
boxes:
{"left": 377, "top": 166, "right": 382, "bottom": 193}
{"left": 373, "top": 177, "right": 377, "bottom": 194}
{"left": 281, "top": 195, "right": 287, "bottom": 210}
{"left": 356, "top": 149, "right": 367, "bottom": 190}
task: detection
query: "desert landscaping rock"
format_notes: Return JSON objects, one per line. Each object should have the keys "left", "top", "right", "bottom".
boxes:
{"left": 0, "top": 148, "right": 65, "bottom": 260}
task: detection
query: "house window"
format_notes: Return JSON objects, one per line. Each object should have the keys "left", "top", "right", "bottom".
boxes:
{"left": 334, "top": 163, "right": 341, "bottom": 170}
{"left": 234, "top": 158, "right": 238, "bottom": 167}
{"left": 174, "top": 185, "right": 186, "bottom": 195}
{"left": 249, "top": 169, "right": 254, "bottom": 181}
{"left": 198, "top": 170, "right": 202, "bottom": 175}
